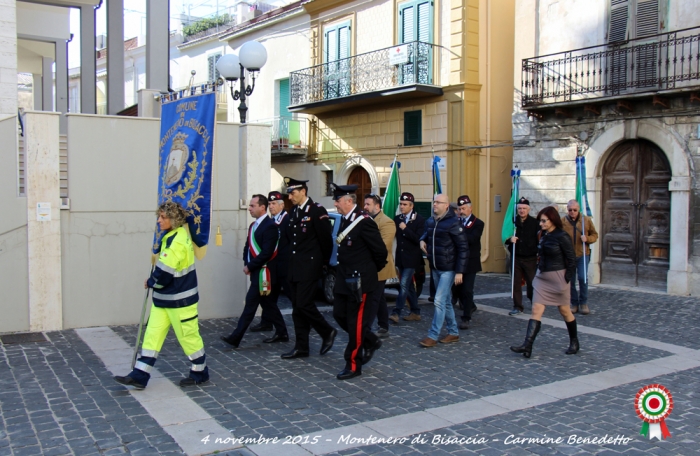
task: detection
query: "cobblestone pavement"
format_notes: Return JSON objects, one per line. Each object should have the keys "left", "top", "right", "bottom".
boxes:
{"left": 1, "top": 274, "right": 699, "bottom": 455}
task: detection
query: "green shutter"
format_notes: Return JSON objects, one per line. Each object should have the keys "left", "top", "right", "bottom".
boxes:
{"left": 324, "top": 21, "right": 351, "bottom": 62}
{"left": 404, "top": 110, "right": 422, "bottom": 146}
{"left": 399, "top": 0, "right": 433, "bottom": 43}
{"left": 279, "top": 78, "right": 290, "bottom": 118}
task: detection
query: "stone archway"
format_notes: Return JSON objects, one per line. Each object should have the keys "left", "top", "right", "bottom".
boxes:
{"left": 337, "top": 155, "right": 380, "bottom": 195}
{"left": 586, "top": 119, "right": 691, "bottom": 295}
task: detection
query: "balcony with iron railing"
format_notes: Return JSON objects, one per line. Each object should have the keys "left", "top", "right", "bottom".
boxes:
{"left": 255, "top": 116, "right": 308, "bottom": 155}
{"left": 289, "top": 41, "right": 445, "bottom": 114}
{"left": 521, "top": 26, "right": 700, "bottom": 108}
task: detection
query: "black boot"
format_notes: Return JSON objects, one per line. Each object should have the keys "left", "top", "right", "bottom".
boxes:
{"left": 565, "top": 319, "right": 579, "bottom": 355}
{"left": 510, "top": 319, "right": 541, "bottom": 358}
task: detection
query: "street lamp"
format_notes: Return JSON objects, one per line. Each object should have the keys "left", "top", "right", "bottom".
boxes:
{"left": 216, "top": 41, "right": 268, "bottom": 124}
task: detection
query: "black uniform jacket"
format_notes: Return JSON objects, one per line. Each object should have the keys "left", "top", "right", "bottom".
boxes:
{"left": 334, "top": 206, "right": 388, "bottom": 295}
{"left": 242, "top": 216, "right": 279, "bottom": 284}
{"left": 537, "top": 228, "right": 577, "bottom": 283}
{"left": 505, "top": 215, "right": 539, "bottom": 258}
{"left": 394, "top": 211, "right": 426, "bottom": 270}
{"left": 460, "top": 214, "right": 484, "bottom": 274}
{"left": 273, "top": 210, "right": 290, "bottom": 279}
{"left": 286, "top": 197, "right": 333, "bottom": 282}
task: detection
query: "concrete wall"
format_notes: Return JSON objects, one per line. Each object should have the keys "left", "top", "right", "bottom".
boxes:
{"left": 0, "top": 0, "right": 17, "bottom": 117}
{"left": 59, "top": 115, "right": 250, "bottom": 329}
{"left": 16, "top": 3, "right": 70, "bottom": 40}
{"left": 0, "top": 116, "right": 29, "bottom": 332}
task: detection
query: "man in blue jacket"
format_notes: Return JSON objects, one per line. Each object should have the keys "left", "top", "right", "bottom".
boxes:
{"left": 419, "top": 194, "right": 468, "bottom": 347}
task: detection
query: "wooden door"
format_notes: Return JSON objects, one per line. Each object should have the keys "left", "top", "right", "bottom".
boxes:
{"left": 601, "top": 140, "right": 671, "bottom": 290}
{"left": 347, "top": 166, "right": 372, "bottom": 202}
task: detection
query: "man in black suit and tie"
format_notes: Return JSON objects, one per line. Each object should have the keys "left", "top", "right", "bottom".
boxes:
{"left": 331, "top": 184, "right": 387, "bottom": 379}
{"left": 280, "top": 177, "right": 337, "bottom": 359}
{"left": 390, "top": 192, "right": 426, "bottom": 323}
{"left": 221, "top": 194, "right": 288, "bottom": 347}
{"left": 249, "top": 190, "right": 291, "bottom": 334}
{"left": 454, "top": 195, "right": 484, "bottom": 330}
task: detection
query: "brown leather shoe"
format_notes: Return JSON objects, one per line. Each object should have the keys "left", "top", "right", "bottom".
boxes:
{"left": 404, "top": 313, "right": 421, "bottom": 322}
{"left": 419, "top": 337, "right": 437, "bottom": 347}
{"left": 440, "top": 335, "right": 459, "bottom": 344}
{"left": 580, "top": 304, "right": 590, "bottom": 315}
{"left": 571, "top": 305, "right": 579, "bottom": 314}
{"left": 388, "top": 314, "right": 399, "bottom": 324}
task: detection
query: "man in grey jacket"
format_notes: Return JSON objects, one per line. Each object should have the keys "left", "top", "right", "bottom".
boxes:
{"left": 418, "top": 194, "right": 468, "bottom": 347}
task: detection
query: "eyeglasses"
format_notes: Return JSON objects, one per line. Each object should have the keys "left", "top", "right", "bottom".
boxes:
{"left": 433, "top": 201, "right": 449, "bottom": 205}
{"left": 539, "top": 219, "right": 550, "bottom": 224}
{"left": 567, "top": 208, "right": 579, "bottom": 212}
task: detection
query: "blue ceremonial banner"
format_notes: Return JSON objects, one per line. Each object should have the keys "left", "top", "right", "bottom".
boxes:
{"left": 153, "top": 92, "right": 216, "bottom": 255}
{"left": 432, "top": 156, "right": 443, "bottom": 195}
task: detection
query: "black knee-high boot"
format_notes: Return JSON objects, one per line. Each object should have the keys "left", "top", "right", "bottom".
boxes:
{"left": 565, "top": 319, "right": 579, "bottom": 355}
{"left": 510, "top": 319, "right": 541, "bottom": 358}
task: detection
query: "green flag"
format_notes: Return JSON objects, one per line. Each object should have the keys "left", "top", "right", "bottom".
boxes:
{"left": 575, "top": 156, "right": 592, "bottom": 217}
{"left": 501, "top": 169, "right": 520, "bottom": 244}
{"left": 383, "top": 156, "right": 401, "bottom": 218}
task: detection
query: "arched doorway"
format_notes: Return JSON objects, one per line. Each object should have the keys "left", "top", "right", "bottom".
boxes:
{"left": 600, "top": 140, "right": 671, "bottom": 290}
{"left": 347, "top": 166, "right": 372, "bottom": 201}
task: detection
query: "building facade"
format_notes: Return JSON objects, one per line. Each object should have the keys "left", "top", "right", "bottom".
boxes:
{"left": 512, "top": 0, "right": 700, "bottom": 294}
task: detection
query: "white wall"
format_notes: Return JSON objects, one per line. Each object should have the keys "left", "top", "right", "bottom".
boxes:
{"left": 0, "top": 116, "right": 29, "bottom": 332}
{"left": 0, "top": 1, "right": 18, "bottom": 117}
{"left": 16, "top": 3, "right": 70, "bottom": 40}
{"left": 535, "top": 0, "right": 605, "bottom": 56}
{"left": 60, "top": 115, "right": 250, "bottom": 329}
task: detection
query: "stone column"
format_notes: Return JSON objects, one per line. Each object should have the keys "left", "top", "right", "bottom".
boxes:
{"left": 137, "top": 88, "right": 161, "bottom": 118}
{"left": 107, "top": 0, "right": 125, "bottom": 114}
{"left": 667, "top": 176, "right": 691, "bottom": 295}
{"left": 55, "top": 40, "right": 68, "bottom": 132}
{"left": 238, "top": 124, "right": 271, "bottom": 208}
{"left": 42, "top": 57, "right": 53, "bottom": 111}
{"left": 33, "top": 74, "right": 43, "bottom": 110}
{"left": 80, "top": 4, "right": 97, "bottom": 114}
{"left": 0, "top": 0, "right": 17, "bottom": 117}
{"left": 23, "top": 111, "right": 63, "bottom": 332}
{"left": 146, "top": 0, "right": 169, "bottom": 93}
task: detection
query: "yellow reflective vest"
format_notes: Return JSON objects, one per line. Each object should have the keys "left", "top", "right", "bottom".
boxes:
{"left": 147, "top": 226, "right": 199, "bottom": 308}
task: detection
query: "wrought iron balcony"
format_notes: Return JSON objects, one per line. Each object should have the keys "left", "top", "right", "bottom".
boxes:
{"left": 289, "top": 41, "right": 442, "bottom": 114}
{"left": 521, "top": 26, "right": 700, "bottom": 107}
{"left": 256, "top": 116, "right": 308, "bottom": 155}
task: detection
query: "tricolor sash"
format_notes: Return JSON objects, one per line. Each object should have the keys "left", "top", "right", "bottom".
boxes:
{"left": 248, "top": 223, "right": 278, "bottom": 295}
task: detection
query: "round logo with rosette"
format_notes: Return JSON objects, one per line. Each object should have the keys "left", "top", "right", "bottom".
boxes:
{"left": 635, "top": 384, "right": 673, "bottom": 440}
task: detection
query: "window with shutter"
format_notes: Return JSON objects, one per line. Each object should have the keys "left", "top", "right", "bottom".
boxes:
{"left": 634, "top": 0, "right": 659, "bottom": 86}
{"left": 398, "top": 0, "right": 433, "bottom": 84}
{"left": 608, "top": 0, "right": 629, "bottom": 42}
{"left": 279, "top": 78, "right": 291, "bottom": 118}
{"left": 404, "top": 110, "right": 422, "bottom": 146}
{"left": 208, "top": 53, "right": 222, "bottom": 82}
{"left": 323, "top": 21, "right": 351, "bottom": 99}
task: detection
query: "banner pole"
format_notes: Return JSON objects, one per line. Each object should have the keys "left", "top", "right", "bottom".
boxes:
{"left": 577, "top": 157, "right": 587, "bottom": 284}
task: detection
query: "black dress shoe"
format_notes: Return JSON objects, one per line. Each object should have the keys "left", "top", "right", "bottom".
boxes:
{"left": 180, "top": 377, "right": 209, "bottom": 387}
{"left": 263, "top": 333, "right": 289, "bottom": 343}
{"left": 250, "top": 323, "right": 273, "bottom": 332}
{"left": 336, "top": 369, "right": 361, "bottom": 380}
{"left": 320, "top": 329, "right": 337, "bottom": 355}
{"left": 362, "top": 339, "right": 382, "bottom": 365}
{"left": 114, "top": 375, "right": 146, "bottom": 390}
{"left": 280, "top": 349, "right": 309, "bottom": 359}
{"left": 220, "top": 335, "right": 239, "bottom": 348}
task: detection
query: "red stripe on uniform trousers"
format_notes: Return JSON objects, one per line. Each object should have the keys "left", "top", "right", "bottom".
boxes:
{"left": 350, "top": 293, "right": 367, "bottom": 371}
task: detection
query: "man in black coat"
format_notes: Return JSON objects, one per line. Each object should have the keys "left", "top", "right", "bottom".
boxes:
{"left": 454, "top": 195, "right": 484, "bottom": 330}
{"left": 221, "top": 194, "right": 288, "bottom": 348}
{"left": 280, "top": 177, "right": 337, "bottom": 359}
{"left": 505, "top": 197, "right": 539, "bottom": 316}
{"left": 331, "top": 184, "right": 388, "bottom": 380}
{"left": 249, "top": 191, "right": 291, "bottom": 334}
{"left": 419, "top": 194, "right": 468, "bottom": 347}
{"left": 390, "top": 192, "right": 426, "bottom": 323}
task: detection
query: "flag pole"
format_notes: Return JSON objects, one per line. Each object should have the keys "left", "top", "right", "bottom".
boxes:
{"left": 577, "top": 156, "right": 588, "bottom": 283}
{"left": 510, "top": 169, "right": 518, "bottom": 299}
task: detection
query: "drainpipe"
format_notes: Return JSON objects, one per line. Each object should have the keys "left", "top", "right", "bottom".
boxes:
{"left": 480, "top": 0, "right": 491, "bottom": 265}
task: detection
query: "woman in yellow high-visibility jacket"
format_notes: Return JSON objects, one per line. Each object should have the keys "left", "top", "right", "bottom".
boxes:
{"left": 115, "top": 202, "right": 209, "bottom": 389}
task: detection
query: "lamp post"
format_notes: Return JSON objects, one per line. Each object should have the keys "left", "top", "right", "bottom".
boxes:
{"left": 216, "top": 41, "right": 268, "bottom": 124}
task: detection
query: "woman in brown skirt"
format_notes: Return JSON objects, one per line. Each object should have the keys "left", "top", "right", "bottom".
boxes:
{"left": 510, "top": 206, "right": 578, "bottom": 358}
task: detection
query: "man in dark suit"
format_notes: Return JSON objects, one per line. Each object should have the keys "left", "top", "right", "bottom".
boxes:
{"left": 454, "top": 195, "right": 484, "bottom": 330}
{"left": 390, "top": 192, "right": 426, "bottom": 323}
{"left": 280, "top": 177, "right": 337, "bottom": 359}
{"left": 332, "top": 184, "right": 387, "bottom": 380}
{"left": 221, "top": 194, "right": 288, "bottom": 348}
{"left": 249, "top": 190, "right": 290, "bottom": 334}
